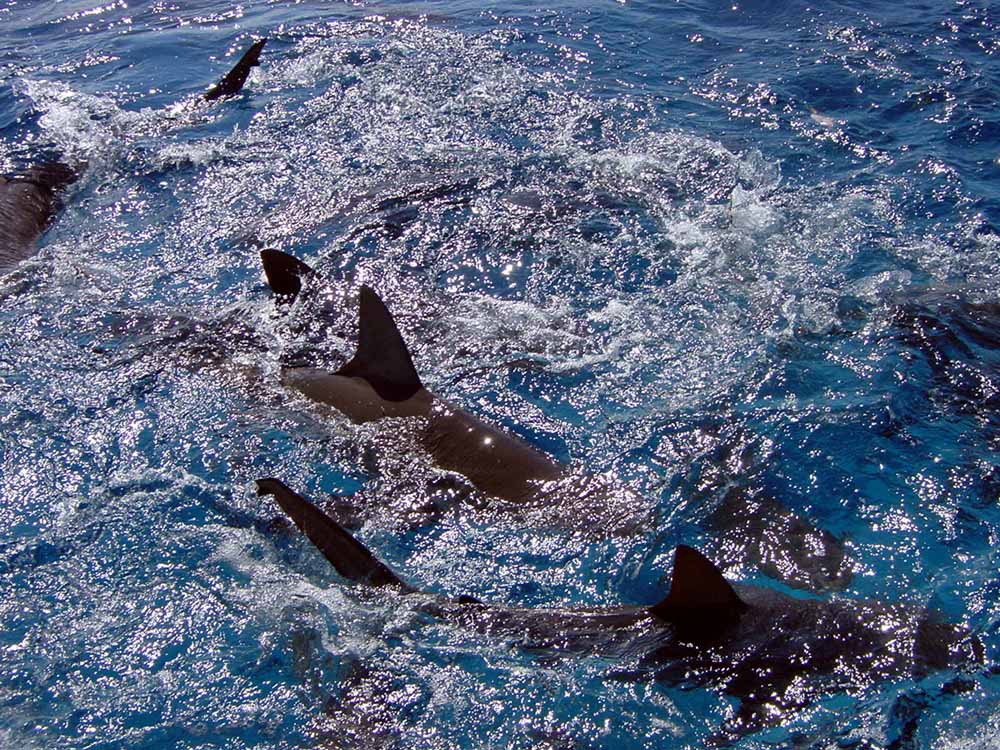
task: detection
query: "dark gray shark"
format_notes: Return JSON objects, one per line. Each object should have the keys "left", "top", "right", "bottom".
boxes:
{"left": 256, "top": 477, "right": 984, "bottom": 738}
{"left": 258, "top": 249, "right": 858, "bottom": 595}
{"left": 684, "top": 427, "right": 854, "bottom": 592}
{"left": 260, "top": 248, "right": 653, "bottom": 536}
{"left": 0, "top": 38, "right": 268, "bottom": 278}
{"left": 0, "top": 162, "right": 77, "bottom": 276}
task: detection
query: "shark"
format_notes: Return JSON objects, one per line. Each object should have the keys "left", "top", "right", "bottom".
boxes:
{"left": 260, "top": 247, "right": 654, "bottom": 536}
{"left": 256, "top": 477, "right": 984, "bottom": 738}
{"left": 0, "top": 162, "right": 78, "bottom": 276}
{"left": 683, "top": 427, "right": 854, "bottom": 592}
{"left": 257, "top": 248, "right": 855, "bottom": 598}
{"left": 0, "top": 38, "right": 268, "bottom": 278}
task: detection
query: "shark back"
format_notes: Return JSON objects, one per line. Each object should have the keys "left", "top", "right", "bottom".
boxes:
{"left": 259, "top": 251, "right": 423, "bottom": 401}
{"left": 259, "top": 254, "right": 424, "bottom": 402}
{"left": 648, "top": 544, "right": 748, "bottom": 631}
{"left": 3, "top": 40, "right": 268, "bottom": 279}
{"left": 0, "top": 162, "right": 77, "bottom": 275}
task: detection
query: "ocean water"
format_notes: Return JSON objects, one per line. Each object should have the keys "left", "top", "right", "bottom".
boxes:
{"left": 1, "top": 0, "right": 999, "bottom": 747}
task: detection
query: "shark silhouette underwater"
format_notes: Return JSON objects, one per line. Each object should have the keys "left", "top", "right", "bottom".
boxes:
{"left": 258, "top": 248, "right": 853, "bottom": 593}
{"left": 0, "top": 38, "right": 267, "bottom": 278}
{"left": 256, "top": 477, "right": 984, "bottom": 738}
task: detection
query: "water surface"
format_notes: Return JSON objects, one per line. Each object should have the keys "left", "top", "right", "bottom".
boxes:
{"left": 1, "top": 0, "right": 999, "bottom": 747}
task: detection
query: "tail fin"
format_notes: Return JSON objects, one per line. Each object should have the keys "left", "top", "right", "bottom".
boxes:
{"left": 648, "top": 545, "right": 746, "bottom": 629}
{"left": 260, "top": 248, "right": 315, "bottom": 299}
{"left": 256, "top": 478, "right": 413, "bottom": 591}
{"left": 205, "top": 38, "right": 268, "bottom": 101}
{"left": 335, "top": 285, "right": 423, "bottom": 402}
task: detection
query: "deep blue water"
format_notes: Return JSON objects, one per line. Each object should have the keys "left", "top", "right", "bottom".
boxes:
{"left": 1, "top": 0, "right": 999, "bottom": 747}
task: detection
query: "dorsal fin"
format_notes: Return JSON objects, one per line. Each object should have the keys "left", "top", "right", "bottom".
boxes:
{"left": 649, "top": 545, "right": 746, "bottom": 626}
{"left": 260, "top": 248, "right": 314, "bottom": 299}
{"left": 256, "top": 478, "right": 413, "bottom": 591}
{"left": 335, "top": 285, "right": 422, "bottom": 402}
{"left": 205, "top": 38, "right": 267, "bottom": 101}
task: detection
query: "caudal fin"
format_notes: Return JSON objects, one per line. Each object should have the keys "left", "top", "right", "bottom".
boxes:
{"left": 336, "top": 285, "right": 423, "bottom": 402}
{"left": 256, "top": 477, "right": 413, "bottom": 591}
{"left": 205, "top": 38, "right": 268, "bottom": 101}
{"left": 649, "top": 545, "right": 747, "bottom": 628}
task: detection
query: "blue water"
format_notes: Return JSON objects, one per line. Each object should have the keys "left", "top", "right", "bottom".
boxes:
{"left": 1, "top": 0, "right": 999, "bottom": 747}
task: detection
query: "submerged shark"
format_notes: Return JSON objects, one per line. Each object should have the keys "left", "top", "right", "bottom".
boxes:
{"left": 259, "top": 249, "right": 854, "bottom": 597}
{"left": 257, "top": 477, "right": 984, "bottom": 738}
{"left": 260, "top": 248, "right": 654, "bottom": 536}
{"left": 0, "top": 38, "right": 267, "bottom": 278}
{"left": 0, "top": 162, "right": 78, "bottom": 276}
{"left": 683, "top": 427, "right": 854, "bottom": 592}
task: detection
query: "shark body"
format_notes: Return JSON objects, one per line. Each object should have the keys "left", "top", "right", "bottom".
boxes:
{"left": 257, "top": 477, "right": 984, "bottom": 736}
{"left": 0, "top": 162, "right": 77, "bottom": 276}
{"left": 262, "top": 248, "right": 650, "bottom": 535}
{"left": 258, "top": 249, "right": 860, "bottom": 590}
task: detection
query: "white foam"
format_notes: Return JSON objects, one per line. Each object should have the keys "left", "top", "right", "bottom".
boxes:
{"left": 19, "top": 78, "right": 121, "bottom": 163}
{"left": 154, "top": 140, "right": 228, "bottom": 169}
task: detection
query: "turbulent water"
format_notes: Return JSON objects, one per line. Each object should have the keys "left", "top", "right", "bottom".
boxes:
{"left": 1, "top": 0, "right": 999, "bottom": 747}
